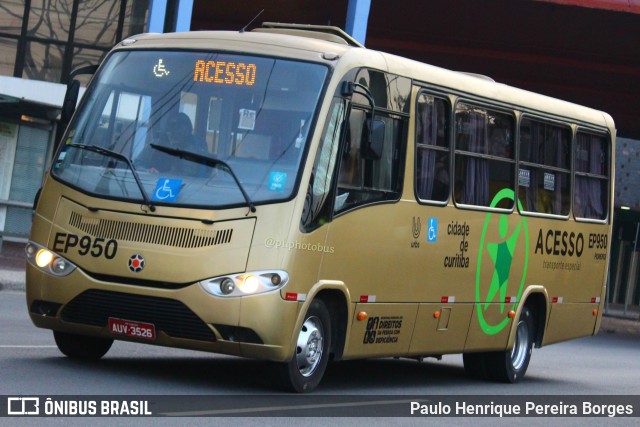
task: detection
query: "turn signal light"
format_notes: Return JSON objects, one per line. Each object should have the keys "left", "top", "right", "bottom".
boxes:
{"left": 508, "top": 310, "right": 516, "bottom": 319}
{"left": 357, "top": 312, "right": 368, "bottom": 321}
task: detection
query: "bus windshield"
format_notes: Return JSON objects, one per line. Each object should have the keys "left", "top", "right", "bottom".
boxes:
{"left": 52, "top": 50, "right": 328, "bottom": 209}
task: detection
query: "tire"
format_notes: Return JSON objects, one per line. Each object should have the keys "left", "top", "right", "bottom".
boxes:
{"left": 278, "top": 299, "right": 332, "bottom": 393}
{"left": 462, "top": 351, "right": 488, "bottom": 379}
{"left": 463, "top": 306, "right": 535, "bottom": 383}
{"left": 53, "top": 331, "right": 113, "bottom": 360}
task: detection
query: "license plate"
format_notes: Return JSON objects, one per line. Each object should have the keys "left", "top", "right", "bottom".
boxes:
{"left": 108, "top": 317, "right": 156, "bottom": 340}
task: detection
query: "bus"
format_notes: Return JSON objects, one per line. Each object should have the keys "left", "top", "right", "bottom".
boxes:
{"left": 25, "top": 23, "right": 614, "bottom": 392}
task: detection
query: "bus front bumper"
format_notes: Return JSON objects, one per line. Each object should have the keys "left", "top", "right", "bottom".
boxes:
{"left": 26, "top": 264, "right": 300, "bottom": 361}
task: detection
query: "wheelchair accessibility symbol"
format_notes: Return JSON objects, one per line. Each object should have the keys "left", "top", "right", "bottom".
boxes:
{"left": 427, "top": 218, "right": 438, "bottom": 242}
{"left": 153, "top": 59, "right": 170, "bottom": 77}
{"left": 152, "top": 178, "right": 182, "bottom": 202}
{"left": 268, "top": 171, "right": 287, "bottom": 192}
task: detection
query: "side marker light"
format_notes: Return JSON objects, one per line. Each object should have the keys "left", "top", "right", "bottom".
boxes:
{"left": 357, "top": 312, "right": 368, "bottom": 321}
{"left": 508, "top": 310, "right": 516, "bottom": 319}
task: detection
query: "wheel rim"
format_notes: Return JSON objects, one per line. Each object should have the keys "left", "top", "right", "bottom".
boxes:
{"left": 510, "top": 319, "right": 529, "bottom": 371}
{"left": 295, "top": 315, "right": 324, "bottom": 377}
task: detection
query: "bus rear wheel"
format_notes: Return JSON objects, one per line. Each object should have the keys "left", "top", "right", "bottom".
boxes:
{"left": 53, "top": 331, "right": 113, "bottom": 360}
{"left": 503, "top": 306, "right": 535, "bottom": 382}
{"left": 463, "top": 306, "right": 535, "bottom": 383}
{"left": 279, "top": 299, "right": 331, "bottom": 393}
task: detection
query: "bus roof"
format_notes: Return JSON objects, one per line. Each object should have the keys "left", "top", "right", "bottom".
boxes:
{"left": 116, "top": 27, "right": 614, "bottom": 132}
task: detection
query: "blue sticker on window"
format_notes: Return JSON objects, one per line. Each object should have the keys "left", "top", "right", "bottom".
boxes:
{"left": 268, "top": 172, "right": 287, "bottom": 192}
{"left": 152, "top": 178, "right": 182, "bottom": 202}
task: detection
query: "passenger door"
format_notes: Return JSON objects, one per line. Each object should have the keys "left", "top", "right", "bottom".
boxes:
{"left": 318, "top": 70, "right": 415, "bottom": 357}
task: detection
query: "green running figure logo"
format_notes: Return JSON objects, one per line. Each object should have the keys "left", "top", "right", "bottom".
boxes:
{"left": 475, "top": 188, "right": 529, "bottom": 335}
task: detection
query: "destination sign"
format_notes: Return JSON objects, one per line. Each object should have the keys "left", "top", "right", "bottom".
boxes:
{"left": 193, "top": 60, "right": 257, "bottom": 86}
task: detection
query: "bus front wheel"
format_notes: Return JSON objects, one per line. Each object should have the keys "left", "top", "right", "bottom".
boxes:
{"left": 53, "top": 331, "right": 113, "bottom": 360}
{"left": 279, "top": 299, "right": 332, "bottom": 393}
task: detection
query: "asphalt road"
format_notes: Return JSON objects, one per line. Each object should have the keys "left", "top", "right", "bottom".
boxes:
{"left": 0, "top": 290, "right": 638, "bottom": 426}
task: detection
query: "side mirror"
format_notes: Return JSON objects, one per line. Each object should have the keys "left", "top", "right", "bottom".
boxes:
{"left": 54, "top": 64, "right": 99, "bottom": 151}
{"left": 60, "top": 80, "right": 80, "bottom": 126}
{"left": 361, "top": 118, "right": 385, "bottom": 160}
{"left": 61, "top": 64, "right": 99, "bottom": 123}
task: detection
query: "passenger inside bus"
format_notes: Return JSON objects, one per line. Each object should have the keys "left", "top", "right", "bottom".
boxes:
{"left": 136, "top": 112, "right": 208, "bottom": 175}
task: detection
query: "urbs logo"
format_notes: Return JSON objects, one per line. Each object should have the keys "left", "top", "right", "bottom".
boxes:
{"left": 475, "top": 189, "right": 529, "bottom": 335}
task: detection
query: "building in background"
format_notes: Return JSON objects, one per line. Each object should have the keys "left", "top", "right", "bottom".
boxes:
{"left": 0, "top": 0, "right": 149, "bottom": 243}
{"left": 1, "top": 0, "right": 639, "bottom": 317}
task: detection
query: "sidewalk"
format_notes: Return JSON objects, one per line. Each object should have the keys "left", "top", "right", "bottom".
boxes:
{"left": 599, "top": 315, "right": 640, "bottom": 336}
{"left": 1, "top": 240, "right": 638, "bottom": 336}
{"left": 0, "top": 241, "right": 26, "bottom": 292}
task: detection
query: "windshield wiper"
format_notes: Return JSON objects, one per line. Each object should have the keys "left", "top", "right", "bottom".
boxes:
{"left": 67, "top": 143, "right": 156, "bottom": 212}
{"left": 150, "top": 144, "right": 257, "bottom": 213}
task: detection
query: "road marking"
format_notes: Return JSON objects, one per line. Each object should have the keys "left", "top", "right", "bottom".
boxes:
{"left": 161, "top": 398, "right": 428, "bottom": 416}
{"left": 0, "top": 345, "right": 56, "bottom": 348}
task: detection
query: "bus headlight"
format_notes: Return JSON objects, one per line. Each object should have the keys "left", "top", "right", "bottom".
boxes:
{"left": 200, "top": 270, "right": 289, "bottom": 297}
{"left": 238, "top": 274, "right": 260, "bottom": 294}
{"left": 219, "top": 278, "right": 236, "bottom": 295}
{"left": 35, "top": 249, "right": 54, "bottom": 268}
{"left": 51, "top": 257, "right": 72, "bottom": 275}
{"left": 26, "top": 241, "right": 77, "bottom": 277}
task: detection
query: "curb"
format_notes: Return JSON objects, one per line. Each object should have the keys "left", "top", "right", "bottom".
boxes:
{"left": 599, "top": 316, "right": 640, "bottom": 337}
{"left": 0, "top": 269, "right": 26, "bottom": 291}
{"left": 0, "top": 241, "right": 27, "bottom": 291}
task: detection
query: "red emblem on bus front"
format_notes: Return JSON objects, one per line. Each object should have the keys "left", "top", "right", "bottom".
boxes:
{"left": 128, "top": 254, "right": 145, "bottom": 273}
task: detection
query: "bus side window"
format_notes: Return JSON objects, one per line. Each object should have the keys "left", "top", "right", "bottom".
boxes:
{"left": 334, "top": 108, "right": 405, "bottom": 213}
{"left": 301, "top": 98, "right": 346, "bottom": 231}
{"left": 416, "top": 93, "right": 450, "bottom": 203}
{"left": 453, "top": 103, "right": 515, "bottom": 209}
{"left": 574, "top": 132, "right": 608, "bottom": 220}
{"left": 518, "top": 118, "right": 571, "bottom": 216}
